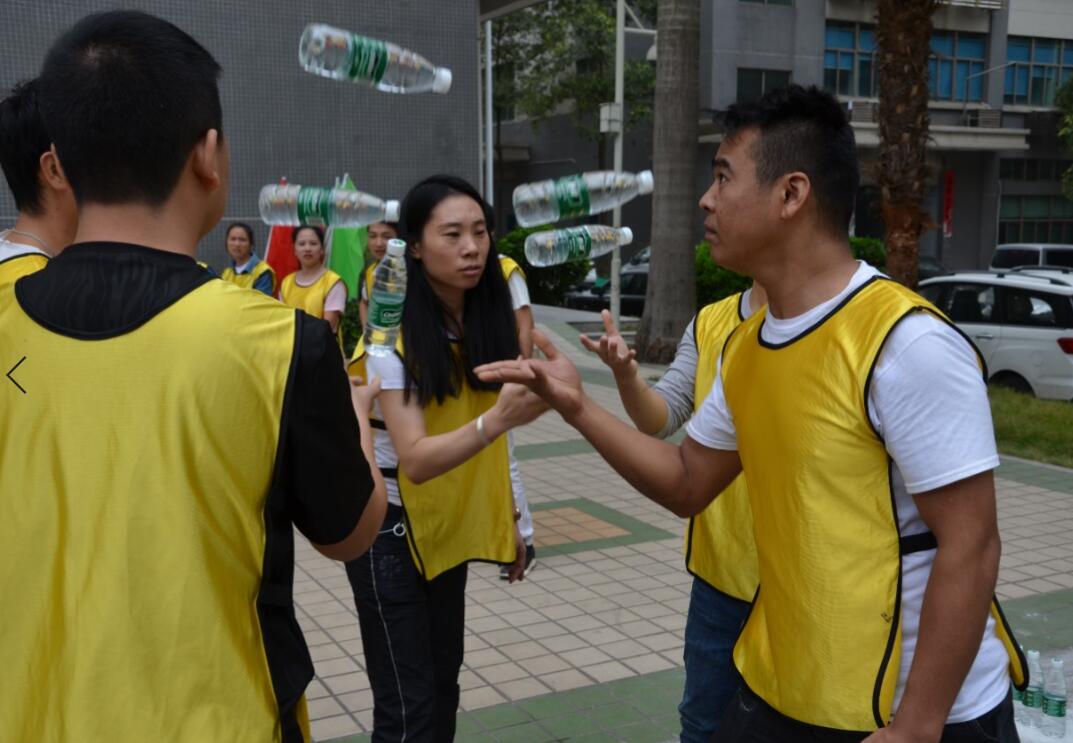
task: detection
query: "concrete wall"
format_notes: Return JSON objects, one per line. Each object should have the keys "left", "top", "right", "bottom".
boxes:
{"left": 1009, "top": 0, "right": 1073, "bottom": 40}
{"left": 0, "top": 0, "right": 481, "bottom": 269}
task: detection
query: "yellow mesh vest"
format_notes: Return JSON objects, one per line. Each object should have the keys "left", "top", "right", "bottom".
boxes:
{"left": 685, "top": 294, "right": 759, "bottom": 601}
{"left": 0, "top": 280, "right": 312, "bottom": 742}
{"left": 279, "top": 269, "right": 344, "bottom": 319}
{"left": 349, "top": 339, "right": 515, "bottom": 580}
{"left": 722, "top": 276, "right": 1026, "bottom": 731}
{"left": 222, "top": 259, "right": 276, "bottom": 293}
{"left": 0, "top": 251, "right": 48, "bottom": 291}
{"left": 499, "top": 255, "right": 526, "bottom": 282}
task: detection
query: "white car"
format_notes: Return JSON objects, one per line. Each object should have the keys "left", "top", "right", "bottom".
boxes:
{"left": 918, "top": 268, "right": 1073, "bottom": 401}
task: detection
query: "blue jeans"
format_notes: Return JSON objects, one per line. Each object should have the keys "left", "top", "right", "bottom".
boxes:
{"left": 679, "top": 578, "right": 752, "bottom": 743}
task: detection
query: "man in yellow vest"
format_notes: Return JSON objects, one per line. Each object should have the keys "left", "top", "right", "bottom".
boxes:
{"left": 581, "top": 281, "right": 764, "bottom": 741}
{"left": 477, "top": 85, "right": 1023, "bottom": 742}
{"left": 0, "top": 78, "right": 77, "bottom": 288}
{"left": 0, "top": 11, "right": 385, "bottom": 742}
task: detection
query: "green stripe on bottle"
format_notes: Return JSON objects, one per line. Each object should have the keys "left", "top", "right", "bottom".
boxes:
{"left": 559, "top": 228, "right": 593, "bottom": 261}
{"left": 296, "top": 187, "right": 331, "bottom": 227}
{"left": 554, "top": 175, "right": 591, "bottom": 219}
{"left": 348, "top": 34, "right": 389, "bottom": 85}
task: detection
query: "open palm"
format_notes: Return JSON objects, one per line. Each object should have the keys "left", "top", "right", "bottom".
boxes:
{"left": 475, "top": 330, "right": 584, "bottom": 418}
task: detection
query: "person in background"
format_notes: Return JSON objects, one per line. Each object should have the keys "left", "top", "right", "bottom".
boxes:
{"left": 279, "top": 224, "right": 347, "bottom": 337}
{"left": 359, "top": 220, "right": 399, "bottom": 328}
{"left": 346, "top": 175, "right": 545, "bottom": 742}
{"left": 0, "top": 11, "right": 385, "bottom": 741}
{"left": 0, "top": 78, "right": 77, "bottom": 289}
{"left": 220, "top": 221, "right": 274, "bottom": 296}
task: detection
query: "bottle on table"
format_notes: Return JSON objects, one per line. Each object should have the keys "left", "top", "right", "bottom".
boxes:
{"left": 1042, "top": 657, "right": 1068, "bottom": 738}
{"left": 524, "top": 225, "right": 633, "bottom": 267}
{"left": 259, "top": 184, "right": 399, "bottom": 228}
{"left": 512, "top": 170, "right": 654, "bottom": 227}
{"left": 365, "top": 239, "right": 408, "bottom": 357}
{"left": 299, "top": 23, "right": 452, "bottom": 94}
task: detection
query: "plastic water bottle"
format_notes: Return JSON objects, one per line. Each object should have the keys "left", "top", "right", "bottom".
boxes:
{"left": 1042, "top": 657, "right": 1068, "bottom": 738}
{"left": 1015, "top": 680, "right": 1028, "bottom": 725}
{"left": 1026, "top": 650, "right": 1045, "bottom": 727}
{"left": 365, "top": 239, "right": 407, "bottom": 357}
{"left": 259, "top": 184, "right": 399, "bottom": 229}
{"left": 524, "top": 225, "right": 634, "bottom": 267}
{"left": 512, "top": 170, "right": 654, "bottom": 227}
{"left": 299, "top": 24, "right": 452, "bottom": 94}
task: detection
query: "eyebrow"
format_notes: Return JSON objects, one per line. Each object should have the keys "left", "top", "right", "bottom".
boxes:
{"left": 440, "top": 220, "right": 487, "bottom": 229}
{"left": 712, "top": 157, "right": 732, "bottom": 172}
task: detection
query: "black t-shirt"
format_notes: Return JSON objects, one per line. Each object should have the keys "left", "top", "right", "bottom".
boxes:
{"left": 16, "top": 242, "right": 371, "bottom": 545}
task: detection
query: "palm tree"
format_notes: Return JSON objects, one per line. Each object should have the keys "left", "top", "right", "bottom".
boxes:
{"left": 875, "top": 0, "right": 940, "bottom": 289}
{"left": 636, "top": 0, "right": 700, "bottom": 362}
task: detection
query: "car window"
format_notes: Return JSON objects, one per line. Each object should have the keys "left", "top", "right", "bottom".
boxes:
{"left": 992, "top": 248, "right": 1040, "bottom": 268}
{"left": 1000, "top": 288, "right": 1072, "bottom": 328}
{"left": 941, "top": 284, "right": 995, "bottom": 323}
{"left": 621, "top": 272, "right": 647, "bottom": 295}
{"left": 917, "top": 284, "right": 945, "bottom": 305}
{"left": 1042, "top": 249, "right": 1073, "bottom": 268}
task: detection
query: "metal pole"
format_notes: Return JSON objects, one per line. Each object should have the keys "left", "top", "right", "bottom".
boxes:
{"left": 485, "top": 19, "right": 495, "bottom": 206}
{"left": 610, "top": 0, "right": 625, "bottom": 325}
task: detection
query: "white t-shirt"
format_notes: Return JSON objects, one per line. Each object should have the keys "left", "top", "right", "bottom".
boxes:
{"left": 0, "top": 234, "right": 49, "bottom": 262}
{"left": 293, "top": 269, "right": 347, "bottom": 313}
{"left": 365, "top": 352, "right": 408, "bottom": 506}
{"left": 686, "top": 262, "right": 1009, "bottom": 723}
{"left": 506, "top": 271, "right": 530, "bottom": 311}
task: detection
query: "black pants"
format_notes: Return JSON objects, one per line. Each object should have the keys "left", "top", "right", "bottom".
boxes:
{"left": 345, "top": 506, "right": 468, "bottom": 743}
{"left": 711, "top": 687, "right": 1020, "bottom": 743}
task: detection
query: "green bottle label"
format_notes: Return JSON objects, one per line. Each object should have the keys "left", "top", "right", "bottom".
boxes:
{"left": 348, "top": 35, "right": 390, "bottom": 85}
{"left": 558, "top": 228, "right": 594, "bottom": 261}
{"left": 1024, "top": 688, "right": 1044, "bottom": 708}
{"left": 1043, "top": 696, "right": 1067, "bottom": 716}
{"left": 1013, "top": 686, "right": 1023, "bottom": 702}
{"left": 554, "top": 175, "right": 591, "bottom": 219}
{"left": 368, "top": 292, "right": 405, "bottom": 328}
{"left": 296, "top": 187, "right": 331, "bottom": 227}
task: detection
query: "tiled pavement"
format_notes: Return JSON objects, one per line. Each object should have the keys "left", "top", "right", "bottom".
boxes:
{"left": 295, "top": 321, "right": 1073, "bottom": 742}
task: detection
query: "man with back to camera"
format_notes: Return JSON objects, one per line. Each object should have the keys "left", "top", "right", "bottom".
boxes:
{"left": 477, "top": 86, "right": 1025, "bottom": 742}
{"left": 0, "top": 78, "right": 77, "bottom": 288}
{"left": 0, "top": 11, "right": 385, "bottom": 742}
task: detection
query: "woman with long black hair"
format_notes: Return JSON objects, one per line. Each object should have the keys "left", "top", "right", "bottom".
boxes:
{"left": 346, "top": 175, "right": 544, "bottom": 742}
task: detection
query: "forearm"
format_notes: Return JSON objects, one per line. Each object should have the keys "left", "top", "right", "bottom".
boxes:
{"left": 615, "top": 369, "right": 669, "bottom": 435}
{"left": 359, "top": 300, "right": 369, "bottom": 329}
{"left": 515, "top": 307, "right": 534, "bottom": 358}
{"left": 398, "top": 414, "right": 502, "bottom": 484}
{"left": 892, "top": 533, "right": 1001, "bottom": 739}
{"left": 325, "top": 310, "right": 342, "bottom": 333}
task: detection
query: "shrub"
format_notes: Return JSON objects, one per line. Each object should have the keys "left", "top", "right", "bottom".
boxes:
{"left": 850, "top": 235, "right": 886, "bottom": 270}
{"left": 497, "top": 225, "right": 592, "bottom": 305}
{"left": 340, "top": 298, "right": 363, "bottom": 358}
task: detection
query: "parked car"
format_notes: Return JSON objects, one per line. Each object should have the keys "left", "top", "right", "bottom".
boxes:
{"left": 918, "top": 254, "right": 951, "bottom": 280}
{"left": 563, "top": 263, "right": 648, "bottom": 317}
{"left": 917, "top": 269, "right": 1073, "bottom": 400}
{"left": 990, "top": 243, "right": 1073, "bottom": 270}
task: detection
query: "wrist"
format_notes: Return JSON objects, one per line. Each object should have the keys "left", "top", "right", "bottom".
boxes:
{"left": 888, "top": 715, "right": 942, "bottom": 743}
{"left": 479, "top": 409, "right": 506, "bottom": 443}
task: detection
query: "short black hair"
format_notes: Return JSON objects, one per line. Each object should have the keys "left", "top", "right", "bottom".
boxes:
{"left": 226, "top": 222, "right": 255, "bottom": 245}
{"left": 292, "top": 225, "right": 325, "bottom": 245}
{"left": 0, "top": 80, "right": 50, "bottom": 215}
{"left": 724, "top": 85, "right": 859, "bottom": 233}
{"left": 38, "top": 10, "right": 222, "bottom": 206}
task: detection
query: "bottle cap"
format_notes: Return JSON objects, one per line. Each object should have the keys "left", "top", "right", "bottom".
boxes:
{"left": 433, "top": 68, "right": 453, "bottom": 94}
{"left": 386, "top": 238, "right": 407, "bottom": 257}
{"left": 620, "top": 227, "right": 634, "bottom": 246}
{"left": 637, "top": 170, "right": 654, "bottom": 195}
{"left": 385, "top": 200, "right": 401, "bottom": 223}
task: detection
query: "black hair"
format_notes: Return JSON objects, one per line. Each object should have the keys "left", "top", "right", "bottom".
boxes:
{"left": 0, "top": 80, "right": 50, "bottom": 215}
{"left": 723, "top": 85, "right": 859, "bottom": 233}
{"left": 37, "top": 10, "right": 222, "bottom": 206}
{"left": 226, "top": 222, "right": 255, "bottom": 245}
{"left": 292, "top": 224, "right": 325, "bottom": 246}
{"left": 369, "top": 221, "right": 400, "bottom": 234}
{"left": 398, "top": 175, "right": 519, "bottom": 406}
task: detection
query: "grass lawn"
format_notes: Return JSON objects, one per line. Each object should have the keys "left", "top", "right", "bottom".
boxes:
{"left": 990, "top": 386, "right": 1073, "bottom": 469}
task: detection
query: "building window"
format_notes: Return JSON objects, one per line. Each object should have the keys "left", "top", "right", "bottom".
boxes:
{"left": 737, "top": 68, "right": 791, "bottom": 103}
{"left": 824, "top": 22, "right": 876, "bottom": 97}
{"left": 928, "top": 31, "right": 986, "bottom": 101}
{"left": 999, "top": 158, "right": 1073, "bottom": 182}
{"left": 740, "top": 0, "right": 792, "bottom": 5}
{"left": 999, "top": 195, "right": 1073, "bottom": 243}
{"left": 1005, "top": 36, "right": 1073, "bottom": 107}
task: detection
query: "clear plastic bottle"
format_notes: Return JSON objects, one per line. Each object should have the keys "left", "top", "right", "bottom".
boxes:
{"left": 365, "top": 239, "right": 408, "bottom": 357}
{"left": 1014, "top": 679, "right": 1028, "bottom": 726}
{"left": 1026, "top": 650, "right": 1045, "bottom": 727}
{"left": 259, "top": 184, "right": 399, "bottom": 228}
{"left": 524, "top": 225, "right": 634, "bottom": 267}
{"left": 299, "top": 24, "right": 452, "bottom": 94}
{"left": 512, "top": 170, "right": 654, "bottom": 227}
{"left": 1042, "top": 657, "right": 1068, "bottom": 738}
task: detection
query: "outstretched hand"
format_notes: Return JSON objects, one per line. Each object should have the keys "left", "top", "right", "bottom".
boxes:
{"left": 580, "top": 309, "right": 637, "bottom": 378}
{"left": 475, "top": 330, "right": 584, "bottom": 418}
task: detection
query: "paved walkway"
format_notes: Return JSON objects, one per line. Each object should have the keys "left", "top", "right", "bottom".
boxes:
{"left": 297, "top": 321, "right": 1073, "bottom": 742}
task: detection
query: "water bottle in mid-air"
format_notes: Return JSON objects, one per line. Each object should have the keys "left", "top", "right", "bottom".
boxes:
{"left": 1042, "top": 657, "right": 1068, "bottom": 738}
{"left": 512, "top": 170, "right": 654, "bottom": 227}
{"left": 365, "top": 239, "right": 408, "bottom": 357}
{"left": 524, "top": 225, "right": 633, "bottom": 267}
{"left": 1026, "top": 650, "right": 1045, "bottom": 727}
{"left": 299, "top": 24, "right": 452, "bottom": 94}
{"left": 259, "top": 184, "right": 399, "bottom": 228}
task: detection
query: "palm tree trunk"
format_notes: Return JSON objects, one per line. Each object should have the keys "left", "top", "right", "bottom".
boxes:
{"left": 875, "top": 0, "right": 939, "bottom": 289}
{"left": 636, "top": 0, "right": 700, "bottom": 363}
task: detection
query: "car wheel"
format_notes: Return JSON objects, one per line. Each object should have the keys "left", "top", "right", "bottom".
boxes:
{"left": 989, "top": 371, "right": 1034, "bottom": 396}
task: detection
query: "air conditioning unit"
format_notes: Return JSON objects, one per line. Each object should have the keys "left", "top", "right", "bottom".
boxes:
{"left": 965, "top": 109, "right": 1002, "bottom": 128}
